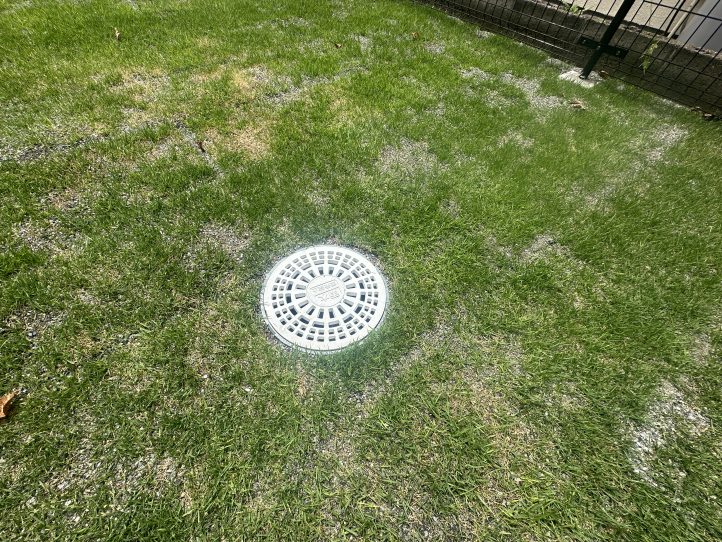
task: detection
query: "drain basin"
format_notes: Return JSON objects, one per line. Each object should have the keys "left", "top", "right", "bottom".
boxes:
{"left": 261, "top": 245, "right": 388, "bottom": 352}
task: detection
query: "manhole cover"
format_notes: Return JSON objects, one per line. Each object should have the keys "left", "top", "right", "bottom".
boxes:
{"left": 261, "top": 245, "right": 388, "bottom": 352}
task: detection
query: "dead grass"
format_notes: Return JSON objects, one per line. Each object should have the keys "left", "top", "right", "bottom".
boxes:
{"left": 192, "top": 64, "right": 273, "bottom": 96}
{"left": 424, "top": 41, "right": 446, "bottom": 54}
{"left": 48, "top": 434, "right": 184, "bottom": 514}
{"left": 2, "top": 0, "right": 720, "bottom": 539}
{"left": 520, "top": 234, "right": 574, "bottom": 263}
{"left": 182, "top": 294, "right": 245, "bottom": 381}
{"left": 14, "top": 217, "right": 86, "bottom": 256}
{"left": 175, "top": 121, "right": 225, "bottom": 175}
{"left": 497, "top": 130, "right": 534, "bottom": 149}
{"left": 499, "top": 72, "right": 564, "bottom": 110}
{"left": 483, "top": 89, "right": 517, "bottom": 109}
{"left": 121, "top": 107, "right": 162, "bottom": 132}
{"left": 352, "top": 34, "right": 372, "bottom": 52}
{"left": 543, "top": 381, "right": 588, "bottom": 411}
{"left": 113, "top": 69, "right": 170, "bottom": 103}
{"left": 224, "top": 123, "right": 272, "bottom": 159}
{"left": 328, "top": 91, "right": 380, "bottom": 128}
{"left": 646, "top": 124, "right": 687, "bottom": 163}
{"left": 377, "top": 138, "right": 445, "bottom": 179}
{"left": 440, "top": 197, "right": 460, "bottom": 218}
{"left": 3, "top": 308, "right": 65, "bottom": 348}
{"left": 203, "top": 123, "right": 271, "bottom": 160}
{"left": 690, "top": 333, "right": 713, "bottom": 365}
{"left": 43, "top": 187, "right": 84, "bottom": 212}
{"left": 459, "top": 66, "right": 490, "bottom": 81}
{"left": 314, "top": 325, "right": 537, "bottom": 539}
{"left": 314, "top": 319, "right": 459, "bottom": 468}
{"left": 146, "top": 131, "right": 195, "bottom": 163}
{"left": 628, "top": 381, "right": 709, "bottom": 486}
{"left": 576, "top": 123, "right": 688, "bottom": 209}
{"left": 186, "top": 222, "right": 251, "bottom": 267}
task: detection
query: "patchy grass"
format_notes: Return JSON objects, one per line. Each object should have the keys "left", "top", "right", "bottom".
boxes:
{"left": 1, "top": 0, "right": 721, "bottom": 540}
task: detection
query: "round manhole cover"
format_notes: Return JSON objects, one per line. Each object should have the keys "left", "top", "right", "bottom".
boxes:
{"left": 261, "top": 245, "right": 388, "bottom": 352}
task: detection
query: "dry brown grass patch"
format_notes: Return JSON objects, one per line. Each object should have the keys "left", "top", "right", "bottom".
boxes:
{"left": 113, "top": 68, "right": 170, "bottom": 103}
{"left": 44, "top": 187, "right": 84, "bottom": 212}
{"left": 520, "top": 234, "right": 579, "bottom": 265}
{"left": 48, "top": 435, "right": 184, "bottom": 515}
{"left": 4, "top": 308, "right": 64, "bottom": 348}
{"left": 691, "top": 333, "right": 713, "bottom": 365}
{"left": 628, "top": 381, "right": 709, "bottom": 486}
{"left": 377, "top": 138, "right": 445, "bottom": 179}
{"left": 204, "top": 121, "right": 272, "bottom": 160}
{"left": 14, "top": 217, "right": 86, "bottom": 256}
{"left": 229, "top": 123, "right": 272, "bottom": 159}
{"left": 121, "top": 107, "right": 161, "bottom": 132}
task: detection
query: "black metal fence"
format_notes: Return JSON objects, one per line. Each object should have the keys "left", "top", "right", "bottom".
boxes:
{"left": 426, "top": 0, "right": 722, "bottom": 115}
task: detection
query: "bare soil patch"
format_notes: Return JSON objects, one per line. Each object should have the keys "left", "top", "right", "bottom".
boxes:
{"left": 628, "top": 381, "right": 709, "bottom": 486}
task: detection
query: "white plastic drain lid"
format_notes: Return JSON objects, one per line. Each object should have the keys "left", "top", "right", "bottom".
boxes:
{"left": 261, "top": 245, "right": 388, "bottom": 352}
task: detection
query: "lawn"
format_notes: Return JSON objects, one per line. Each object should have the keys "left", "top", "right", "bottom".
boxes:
{"left": 1, "top": 0, "right": 721, "bottom": 540}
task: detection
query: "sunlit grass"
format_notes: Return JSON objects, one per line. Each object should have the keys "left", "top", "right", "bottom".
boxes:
{"left": 1, "top": 1, "right": 721, "bottom": 540}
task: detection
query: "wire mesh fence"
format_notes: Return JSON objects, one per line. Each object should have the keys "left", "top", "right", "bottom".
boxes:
{"left": 426, "top": 0, "right": 722, "bottom": 115}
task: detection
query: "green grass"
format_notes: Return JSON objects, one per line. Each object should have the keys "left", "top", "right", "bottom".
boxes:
{"left": 1, "top": 0, "right": 721, "bottom": 540}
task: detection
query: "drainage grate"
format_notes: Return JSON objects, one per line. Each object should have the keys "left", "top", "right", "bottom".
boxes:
{"left": 261, "top": 245, "right": 388, "bottom": 352}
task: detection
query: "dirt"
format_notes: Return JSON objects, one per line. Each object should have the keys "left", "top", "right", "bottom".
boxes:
{"left": 227, "top": 123, "right": 272, "bottom": 159}
{"left": 113, "top": 69, "right": 170, "bottom": 104}
{"left": 14, "top": 216, "right": 85, "bottom": 256}
{"left": 424, "top": 42, "right": 446, "bottom": 54}
{"left": 195, "top": 222, "right": 251, "bottom": 264}
{"left": 353, "top": 34, "right": 372, "bottom": 52}
{"left": 4, "top": 308, "right": 64, "bottom": 348}
{"left": 44, "top": 187, "right": 83, "bottom": 212}
{"left": 628, "top": 381, "right": 709, "bottom": 486}
{"left": 47, "top": 432, "right": 184, "bottom": 520}
{"left": 646, "top": 124, "right": 687, "bottom": 163}
{"left": 460, "top": 67, "right": 491, "bottom": 81}
{"left": 377, "top": 138, "right": 445, "bottom": 179}
{"left": 691, "top": 333, "right": 712, "bottom": 365}
{"left": 520, "top": 234, "right": 571, "bottom": 262}
{"left": 498, "top": 130, "right": 534, "bottom": 149}
{"left": 499, "top": 73, "right": 564, "bottom": 109}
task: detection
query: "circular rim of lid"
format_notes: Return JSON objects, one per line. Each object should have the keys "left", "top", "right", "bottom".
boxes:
{"left": 260, "top": 244, "right": 389, "bottom": 353}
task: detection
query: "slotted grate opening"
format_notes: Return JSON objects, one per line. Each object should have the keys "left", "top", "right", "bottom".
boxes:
{"left": 261, "top": 245, "right": 388, "bottom": 352}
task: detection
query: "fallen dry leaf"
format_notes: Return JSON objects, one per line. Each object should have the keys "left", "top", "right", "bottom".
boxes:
{"left": 569, "top": 99, "right": 586, "bottom": 110}
{"left": 0, "top": 389, "right": 19, "bottom": 419}
{"left": 411, "top": 32, "right": 419, "bottom": 40}
{"left": 335, "top": 43, "right": 342, "bottom": 49}
{"left": 114, "top": 27, "right": 121, "bottom": 41}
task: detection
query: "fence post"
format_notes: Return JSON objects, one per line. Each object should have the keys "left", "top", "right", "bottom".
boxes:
{"left": 579, "top": 0, "right": 638, "bottom": 78}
